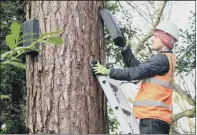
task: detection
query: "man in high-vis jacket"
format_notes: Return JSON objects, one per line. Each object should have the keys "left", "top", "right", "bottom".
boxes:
{"left": 93, "top": 20, "right": 179, "bottom": 134}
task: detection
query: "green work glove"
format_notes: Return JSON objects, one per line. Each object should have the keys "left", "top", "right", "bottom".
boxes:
{"left": 93, "top": 64, "right": 110, "bottom": 76}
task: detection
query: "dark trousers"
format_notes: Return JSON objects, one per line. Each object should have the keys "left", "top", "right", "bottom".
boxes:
{"left": 139, "top": 118, "right": 170, "bottom": 134}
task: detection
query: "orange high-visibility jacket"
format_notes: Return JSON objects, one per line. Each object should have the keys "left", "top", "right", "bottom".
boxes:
{"left": 133, "top": 53, "right": 176, "bottom": 124}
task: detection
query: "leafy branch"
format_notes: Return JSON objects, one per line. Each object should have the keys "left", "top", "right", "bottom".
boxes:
{"left": 0, "top": 22, "right": 64, "bottom": 69}
{"left": 172, "top": 107, "right": 195, "bottom": 123}
{"left": 173, "top": 83, "right": 195, "bottom": 106}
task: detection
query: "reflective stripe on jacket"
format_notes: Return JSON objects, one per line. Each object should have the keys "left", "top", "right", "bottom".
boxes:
{"left": 133, "top": 53, "right": 176, "bottom": 124}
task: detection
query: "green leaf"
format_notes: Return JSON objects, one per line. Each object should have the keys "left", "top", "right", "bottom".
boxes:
{"left": 10, "top": 57, "right": 22, "bottom": 62}
{"left": 14, "top": 46, "right": 41, "bottom": 54}
{"left": 6, "top": 35, "right": 15, "bottom": 50}
{"left": 0, "top": 95, "right": 10, "bottom": 100}
{"left": 0, "top": 64, "right": 8, "bottom": 69}
{"left": 9, "top": 61, "right": 26, "bottom": 69}
{"left": 14, "top": 46, "right": 29, "bottom": 52}
{"left": 18, "top": 32, "right": 35, "bottom": 41}
{"left": 39, "top": 29, "right": 63, "bottom": 39}
{"left": 1, "top": 51, "right": 12, "bottom": 59}
{"left": 11, "top": 22, "right": 20, "bottom": 40}
{"left": 2, "top": 60, "right": 25, "bottom": 69}
{"left": 17, "top": 38, "right": 37, "bottom": 46}
{"left": 43, "top": 36, "right": 64, "bottom": 45}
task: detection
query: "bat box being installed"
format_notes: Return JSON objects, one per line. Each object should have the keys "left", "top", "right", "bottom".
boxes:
{"left": 100, "top": 9, "right": 125, "bottom": 47}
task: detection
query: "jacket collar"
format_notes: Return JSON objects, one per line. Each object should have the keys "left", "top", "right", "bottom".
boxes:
{"left": 159, "top": 49, "right": 173, "bottom": 53}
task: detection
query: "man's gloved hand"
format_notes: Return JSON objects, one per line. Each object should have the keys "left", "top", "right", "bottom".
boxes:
{"left": 113, "top": 32, "right": 126, "bottom": 47}
{"left": 113, "top": 36, "right": 126, "bottom": 47}
{"left": 93, "top": 64, "right": 110, "bottom": 76}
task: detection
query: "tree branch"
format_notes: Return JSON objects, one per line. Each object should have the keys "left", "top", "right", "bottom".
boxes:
{"left": 171, "top": 107, "right": 195, "bottom": 123}
{"left": 179, "top": 74, "right": 193, "bottom": 99}
{"left": 133, "top": 1, "right": 168, "bottom": 56}
{"left": 117, "top": 1, "right": 133, "bottom": 32}
{"left": 117, "top": 1, "right": 128, "bottom": 21}
{"left": 170, "top": 123, "right": 181, "bottom": 134}
{"left": 153, "top": 1, "right": 167, "bottom": 27}
{"left": 126, "top": 1, "right": 152, "bottom": 25}
{"left": 145, "top": 2, "right": 154, "bottom": 24}
{"left": 173, "top": 83, "right": 195, "bottom": 106}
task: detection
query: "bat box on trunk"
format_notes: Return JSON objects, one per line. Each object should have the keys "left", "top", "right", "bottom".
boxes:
{"left": 23, "top": 19, "right": 39, "bottom": 57}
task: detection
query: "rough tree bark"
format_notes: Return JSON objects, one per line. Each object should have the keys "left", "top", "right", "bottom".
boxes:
{"left": 25, "top": 1, "right": 108, "bottom": 134}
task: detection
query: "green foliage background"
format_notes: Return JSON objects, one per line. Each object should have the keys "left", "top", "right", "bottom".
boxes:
{"left": 0, "top": 0, "right": 27, "bottom": 133}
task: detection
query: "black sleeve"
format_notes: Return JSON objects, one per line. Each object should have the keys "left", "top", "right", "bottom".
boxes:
{"left": 121, "top": 47, "right": 141, "bottom": 67}
{"left": 109, "top": 53, "right": 170, "bottom": 81}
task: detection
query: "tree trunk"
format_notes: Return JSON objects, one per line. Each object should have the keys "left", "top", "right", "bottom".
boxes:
{"left": 25, "top": 1, "right": 108, "bottom": 134}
